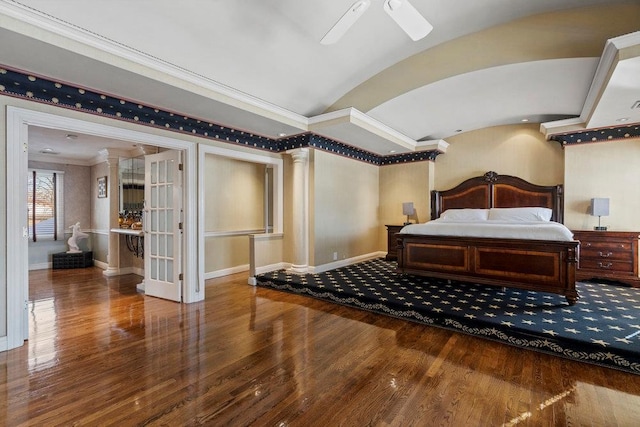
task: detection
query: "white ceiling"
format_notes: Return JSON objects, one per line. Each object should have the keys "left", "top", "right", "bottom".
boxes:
{"left": 1, "top": 0, "right": 639, "bottom": 160}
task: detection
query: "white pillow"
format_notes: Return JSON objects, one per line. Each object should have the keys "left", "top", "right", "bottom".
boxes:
{"left": 488, "top": 207, "right": 553, "bottom": 222}
{"left": 440, "top": 208, "right": 489, "bottom": 222}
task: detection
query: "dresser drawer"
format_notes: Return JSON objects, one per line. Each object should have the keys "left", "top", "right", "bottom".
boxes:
{"left": 578, "top": 259, "right": 634, "bottom": 274}
{"left": 580, "top": 247, "right": 633, "bottom": 262}
{"left": 580, "top": 240, "right": 632, "bottom": 251}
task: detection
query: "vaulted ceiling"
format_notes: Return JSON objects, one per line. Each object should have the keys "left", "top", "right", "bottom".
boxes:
{"left": 1, "top": 0, "right": 639, "bottom": 159}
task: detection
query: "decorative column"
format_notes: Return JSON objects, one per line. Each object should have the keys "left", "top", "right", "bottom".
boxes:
{"left": 288, "top": 148, "right": 309, "bottom": 273}
{"left": 103, "top": 152, "right": 121, "bottom": 276}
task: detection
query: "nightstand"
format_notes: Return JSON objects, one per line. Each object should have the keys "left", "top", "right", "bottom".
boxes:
{"left": 572, "top": 230, "right": 640, "bottom": 287}
{"left": 385, "top": 225, "right": 405, "bottom": 261}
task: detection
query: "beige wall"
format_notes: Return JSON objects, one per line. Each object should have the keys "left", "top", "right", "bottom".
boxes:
{"left": 564, "top": 139, "right": 640, "bottom": 232}
{"left": 434, "top": 124, "right": 564, "bottom": 189}
{"left": 203, "top": 154, "right": 266, "bottom": 273}
{"left": 205, "top": 236, "right": 251, "bottom": 272}
{"left": 204, "top": 154, "right": 265, "bottom": 232}
{"left": 311, "top": 149, "right": 380, "bottom": 266}
{"left": 378, "top": 161, "right": 433, "bottom": 248}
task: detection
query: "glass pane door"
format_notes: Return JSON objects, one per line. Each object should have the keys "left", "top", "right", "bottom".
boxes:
{"left": 144, "top": 150, "right": 182, "bottom": 301}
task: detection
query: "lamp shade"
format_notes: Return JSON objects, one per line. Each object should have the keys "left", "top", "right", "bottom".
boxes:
{"left": 402, "top": 202, "right": 414, "bottom": 216}
{"left": 591, "top": 198, "right": 609, "bottom": 217}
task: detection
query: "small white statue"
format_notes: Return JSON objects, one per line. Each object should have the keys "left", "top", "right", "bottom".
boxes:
{"left": 67, "top": 222, "right": 88, "bottom": 253}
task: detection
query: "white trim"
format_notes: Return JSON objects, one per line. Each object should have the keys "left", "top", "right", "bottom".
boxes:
{"left": 91, "top": 229, "right": 110, "bottom": 236}
{"left": 308, "top": 107, "right": 419, "bottom": 152}
{"left": 539, "top": 117, "right": 585, "bottom": 139}
{"left": 255, "top": 262, "right": 290, "bottom": 275}
{"left": 93, "top": 259, "right": 108, "bottom": 270}
{"left": 205, "top": 229, "right": 267, "bottom": 238}
{"left": 28, "top": 262, "right": 51, "bottom": 271}
{"left": 6, "top": 106, "right": 202, "bottom": 351}
{"left": 6, "top": 104, "right": 29, "bottom": 350}
{"left": 248, "top": 252, "right": 385, "bottom": 285}
{"left": 205, "top": 264, "right": 250, "bottom": 280}
{"left": 117, "top": 266, "right": 144, "bottom": 276}
{"left": 308, "top": 251, "right": 386, "bottom": 274}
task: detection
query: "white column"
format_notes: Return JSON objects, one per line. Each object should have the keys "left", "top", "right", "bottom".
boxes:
{"left": 288, "top": 148, "right": 309, "bottom": 273}
{"left": 103, "top": 154, "right": 121, "bottom": 276}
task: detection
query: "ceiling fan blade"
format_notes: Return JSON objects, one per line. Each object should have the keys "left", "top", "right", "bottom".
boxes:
{"left": 383, "top": 0, "right": 433, "bottom": 41}
{"left": 321, "top": 0, "right": 371, "bottom": 45}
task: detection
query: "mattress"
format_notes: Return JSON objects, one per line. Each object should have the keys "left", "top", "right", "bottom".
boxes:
{"left": 399, "top": 220, "right": 575, "bottom": 242}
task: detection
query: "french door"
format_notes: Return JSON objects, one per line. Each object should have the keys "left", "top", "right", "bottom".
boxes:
{"left": 144, "top": 150, "right": 183, "bottom": 301}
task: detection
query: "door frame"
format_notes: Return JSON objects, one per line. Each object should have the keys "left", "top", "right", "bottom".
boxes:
{"left": 5, "top": 106, "right": 203, "bottom": 351}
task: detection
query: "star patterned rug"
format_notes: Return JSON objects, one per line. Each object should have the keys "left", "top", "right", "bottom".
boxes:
{"left": 256, "top": 258, "right": 640, "bottom": 375}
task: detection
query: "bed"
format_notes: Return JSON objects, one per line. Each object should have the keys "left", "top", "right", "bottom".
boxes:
{"left": 395, "top": 171, "right": 580, "bottom": 305}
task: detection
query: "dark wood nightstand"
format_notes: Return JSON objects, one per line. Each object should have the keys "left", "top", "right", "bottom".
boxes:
{"left": 385, "top": 225, "right": 405, "bottom": 261}
{"left": 573, "top": 230, "right": 640, "bottom": 287}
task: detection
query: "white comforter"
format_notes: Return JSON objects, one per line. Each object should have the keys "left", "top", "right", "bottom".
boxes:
{"left": 399, "top": 220, "right": 575, "bottom": 241}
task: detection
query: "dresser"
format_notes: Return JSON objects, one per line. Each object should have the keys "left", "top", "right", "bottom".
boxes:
{"left": 573, "top": 230, "right": 640, "bottom": 287}
{"left": 385, "top": 225, "right": 405, "bottom": 261}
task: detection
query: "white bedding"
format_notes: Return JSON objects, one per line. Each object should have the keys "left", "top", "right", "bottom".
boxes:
{"left": 399, "top": 219, "right": 575, "bottom": 241}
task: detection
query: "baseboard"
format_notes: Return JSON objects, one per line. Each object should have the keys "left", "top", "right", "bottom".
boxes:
{"left": 29, "top": 262, "right": 51, "bottom": 271}
{"left": 309, "top": 251, "right": 386, "bottom": 274}
{"left": 93, "top": 260, "right": 108, "bottom": 270}
{"left": 250, "top": 253, "right": 384, "bottom": 279}
{"left": 205, "top": 264, "right": 250, "bottom": 280}
{"left": 255, "top": 262, "right": 290, "bottom": 275}
{"left": 117, "top": 266, "right": 144, "bottom": 276}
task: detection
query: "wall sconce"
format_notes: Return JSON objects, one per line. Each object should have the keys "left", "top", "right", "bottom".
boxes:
{"left": 402, "top": 202, "right": 414, "bottom": 225}
{"left": 590, "top": 198, "right": 609, "bottom": 231}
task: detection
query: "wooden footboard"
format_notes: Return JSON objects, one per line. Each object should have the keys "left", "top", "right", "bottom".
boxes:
{"left": 396, "top": 234, "right": 580, "bottom": 305}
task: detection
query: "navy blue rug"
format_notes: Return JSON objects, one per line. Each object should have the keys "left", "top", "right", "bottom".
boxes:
{"left": 257, "top": 258, "right": 640, "bottom": 375}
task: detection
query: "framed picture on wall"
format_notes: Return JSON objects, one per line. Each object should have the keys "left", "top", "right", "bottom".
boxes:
{"left": 97, "top": 176, "right": 107, "bottom": 198}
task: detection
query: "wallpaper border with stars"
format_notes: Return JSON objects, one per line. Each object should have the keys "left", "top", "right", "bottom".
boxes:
{"left": 3, "top": 65, "right": 638, "bottom": 162}
{"left": 0, "top": 65, "right": 441, "bottom": 166}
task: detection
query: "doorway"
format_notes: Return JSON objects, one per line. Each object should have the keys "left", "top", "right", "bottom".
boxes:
{"left": 5, "top": 106, "right": 202, "bottom": 352}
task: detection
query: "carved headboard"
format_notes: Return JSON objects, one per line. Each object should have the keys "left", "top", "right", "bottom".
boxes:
{"left": 430, "top": 171, "right": 564, "bottom": 223}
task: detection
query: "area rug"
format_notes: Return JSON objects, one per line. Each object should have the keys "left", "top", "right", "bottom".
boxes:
{"left": 257, "top": 258, "right": 640, "bottom": 375}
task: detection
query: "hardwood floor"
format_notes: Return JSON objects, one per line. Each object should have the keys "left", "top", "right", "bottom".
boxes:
{"left": 1, "top": 267, "right": 639, "bottom": 426}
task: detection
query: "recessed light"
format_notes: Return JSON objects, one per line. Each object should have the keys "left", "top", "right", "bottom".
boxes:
{"left": 40, "top": 148, "right": 59, "bottom": 155}
{"left": 389, "top": 150, "right": 397, "bottom": 154}
{"left": 278, "top": 133, "right": 287, "bottom": 137}
{"left": 65, "top": 134, "right": 78, "bottom": 140}
{"left": 616, "top": 117, "right": 630, "bottom": 122}
{"left": 521, "top": 118, "right": 529, "bottom": 122}
{"left": 455, "top": 129, "right": 462, "bottom": 133}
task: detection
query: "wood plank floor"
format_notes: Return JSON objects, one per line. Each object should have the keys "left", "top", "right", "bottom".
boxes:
{"left": 1, "top": 267, "right": 639, "bottom": 426}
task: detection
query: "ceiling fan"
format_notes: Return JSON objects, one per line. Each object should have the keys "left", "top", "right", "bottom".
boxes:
{"left": 321, "top": 0, "right": 433, "bottom": 45}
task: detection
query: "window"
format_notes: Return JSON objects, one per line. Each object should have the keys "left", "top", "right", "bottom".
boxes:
{"left": 27, "top": 169, "right": 64, "bottom": 241}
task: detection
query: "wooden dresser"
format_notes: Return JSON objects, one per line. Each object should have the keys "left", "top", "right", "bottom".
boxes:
{"left": 385, "top": 225, "right": 405, "bottom": 261}
{"left": 573, "top": 230, "right": 640, "bottom": 287}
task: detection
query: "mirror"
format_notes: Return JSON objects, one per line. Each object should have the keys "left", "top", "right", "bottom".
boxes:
{"left": 119, "top": 157, "right": 145, "bottom": 213}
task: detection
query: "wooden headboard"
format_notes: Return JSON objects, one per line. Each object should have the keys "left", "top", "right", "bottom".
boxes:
{"left": 430, "top": 171, "right": 564, "bottom": 223}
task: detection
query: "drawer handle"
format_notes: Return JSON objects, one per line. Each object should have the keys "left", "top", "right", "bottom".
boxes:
{"left": 598, "top": 251, "right": 613, "bottom": 258}
{"left": 584, "top": 242, "right": 592, "bottom": 247}
{"left": 597, "top": 262, "right": 613, "bottom": 269}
